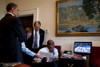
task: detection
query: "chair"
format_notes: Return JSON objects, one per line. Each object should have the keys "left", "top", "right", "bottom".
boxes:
{"left": 43, "top": 45, "right": 61, "bottom": 58}
{"left": 90, "top": 47, "right": 100, "bottom": 67}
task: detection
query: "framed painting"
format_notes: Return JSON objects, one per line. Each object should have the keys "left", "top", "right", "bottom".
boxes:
{"left": 56, "top": 0, "right": 100, "bottom": 36}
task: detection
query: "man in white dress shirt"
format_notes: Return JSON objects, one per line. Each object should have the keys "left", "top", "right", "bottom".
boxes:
{"left": 38, "top": 40, "right": 58, "bottom": 62}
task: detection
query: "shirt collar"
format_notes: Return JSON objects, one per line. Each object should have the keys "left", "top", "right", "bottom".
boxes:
{"left": 34, "top": 30, "right": 39, "bottom": 33}
{"left": 7, "top": 12, "right": 14, "bottom": 16}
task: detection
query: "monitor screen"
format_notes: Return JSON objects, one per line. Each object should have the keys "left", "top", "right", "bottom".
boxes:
{"left": 74, "top": 42, "right": 92, "bottom": 55}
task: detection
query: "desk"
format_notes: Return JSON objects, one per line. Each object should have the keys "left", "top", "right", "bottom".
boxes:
{"left": 58, "top": 57, "right": 86, "bottom": 67}
{"left": 31, "top": 62, "right": 57, "bottom": 67}
{"left": 30, "top": 56, "right": 86, "bottom": 67}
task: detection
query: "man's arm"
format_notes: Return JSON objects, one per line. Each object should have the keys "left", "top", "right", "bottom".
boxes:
{"left": 22, "top": 42, "right": 40, "bottom": 58}
{"left": 21, "top": 42, "right": 35, "bottom": 57}
{"left": 53, "top": 48, "right": 58, "bottom": 58}
{"left": 14, "top": 18, "right": 27, "bottom": 42}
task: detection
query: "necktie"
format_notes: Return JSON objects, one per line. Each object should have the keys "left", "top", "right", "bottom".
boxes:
{"left": 34, "top": 31, "right": 38, "bottom": 48}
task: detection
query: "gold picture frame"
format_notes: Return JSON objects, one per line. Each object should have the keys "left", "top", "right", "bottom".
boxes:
{"left": 56, "top": 0, "right": 100, "bottom": 36}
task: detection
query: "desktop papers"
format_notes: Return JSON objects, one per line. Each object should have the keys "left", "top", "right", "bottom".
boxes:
{"left": 39, "top": 52, "right": 53, "bottom": 58}
{"left": 39, "top": 52, "right": 54, "bottom": 62}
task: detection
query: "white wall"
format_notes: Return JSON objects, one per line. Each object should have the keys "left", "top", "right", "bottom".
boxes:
{"left": 0, "top": 0, "right": 6, "bottom": 20}
{"left": 6, "top": 0, "right": 100, "bottom": 52}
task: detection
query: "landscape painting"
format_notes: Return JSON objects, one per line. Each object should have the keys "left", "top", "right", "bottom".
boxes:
{"left": 56, "top": 0, "right": 100, "bottom": 36}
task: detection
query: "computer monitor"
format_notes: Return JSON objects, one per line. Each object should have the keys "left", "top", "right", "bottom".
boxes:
{"left": 73, "top": 42, "right": 92, "bottom": 55}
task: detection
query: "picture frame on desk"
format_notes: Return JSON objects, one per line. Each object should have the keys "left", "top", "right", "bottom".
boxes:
{"left": 56, "top": 0, "right": 100, "bottom": 36}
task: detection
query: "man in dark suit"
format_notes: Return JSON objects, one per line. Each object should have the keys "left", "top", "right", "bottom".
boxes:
{"left": 0, "top": 3, "right": 27, "bottom": 63}
{"left": 26, "top": 21, "right": 45, "bottom": 53}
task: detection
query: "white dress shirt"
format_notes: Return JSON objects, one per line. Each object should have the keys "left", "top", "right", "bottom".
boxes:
{"left": 38, "top": 47, "right": 58, "bottom": 58}
{"left": 21, "top": 42, "right": 35, "bottom": 57}
{"left": 8, "top": 12, "right": 14, "bottom": 16}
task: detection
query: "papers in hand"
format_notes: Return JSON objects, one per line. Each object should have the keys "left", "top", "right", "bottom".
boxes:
{"left": 39, "top": 52, "right": 53, "bottom": 58}
{"left": 33, "top": 58, "right": 42, "bottom": 63}
{"left": 39, "top": 52, "right": 54, "bottom": 62}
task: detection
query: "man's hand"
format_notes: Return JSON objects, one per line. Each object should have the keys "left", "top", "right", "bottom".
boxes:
{"left": 35, "top": 53, "right": 40, "bottom": 58}
{"left": 49, "top": 48, "right": 55, "bottom": 55}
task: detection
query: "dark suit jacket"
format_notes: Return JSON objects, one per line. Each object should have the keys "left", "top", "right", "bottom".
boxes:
{"left": 0, "top": 14, "right": 27, "bottom": 63}
{"left": 25, "top": 28, "right": 45, "bottom": 52}
{"left": 39, "top": 29, "right": 45, "bottom": 48}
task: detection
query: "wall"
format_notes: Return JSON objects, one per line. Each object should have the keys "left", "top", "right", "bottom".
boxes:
{"left": 0, "top": 0, "right": 6, "bottom": 20}
{"left": 6, "top": 0, "right": 100, "bottom": 52}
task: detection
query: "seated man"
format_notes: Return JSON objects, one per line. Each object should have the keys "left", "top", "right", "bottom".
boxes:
{"left": 38, "top": 40, "right": 58, "bottom": 62}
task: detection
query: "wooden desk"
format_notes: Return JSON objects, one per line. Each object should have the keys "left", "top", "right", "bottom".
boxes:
{"left": 58, "top": 57, "right": 86, "bottom": 67}
{"left": 30, "top": 57, "right": 86, "bottom": 67}
{"left": 31, "top": 61, "right": 56, "bottom": 67}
